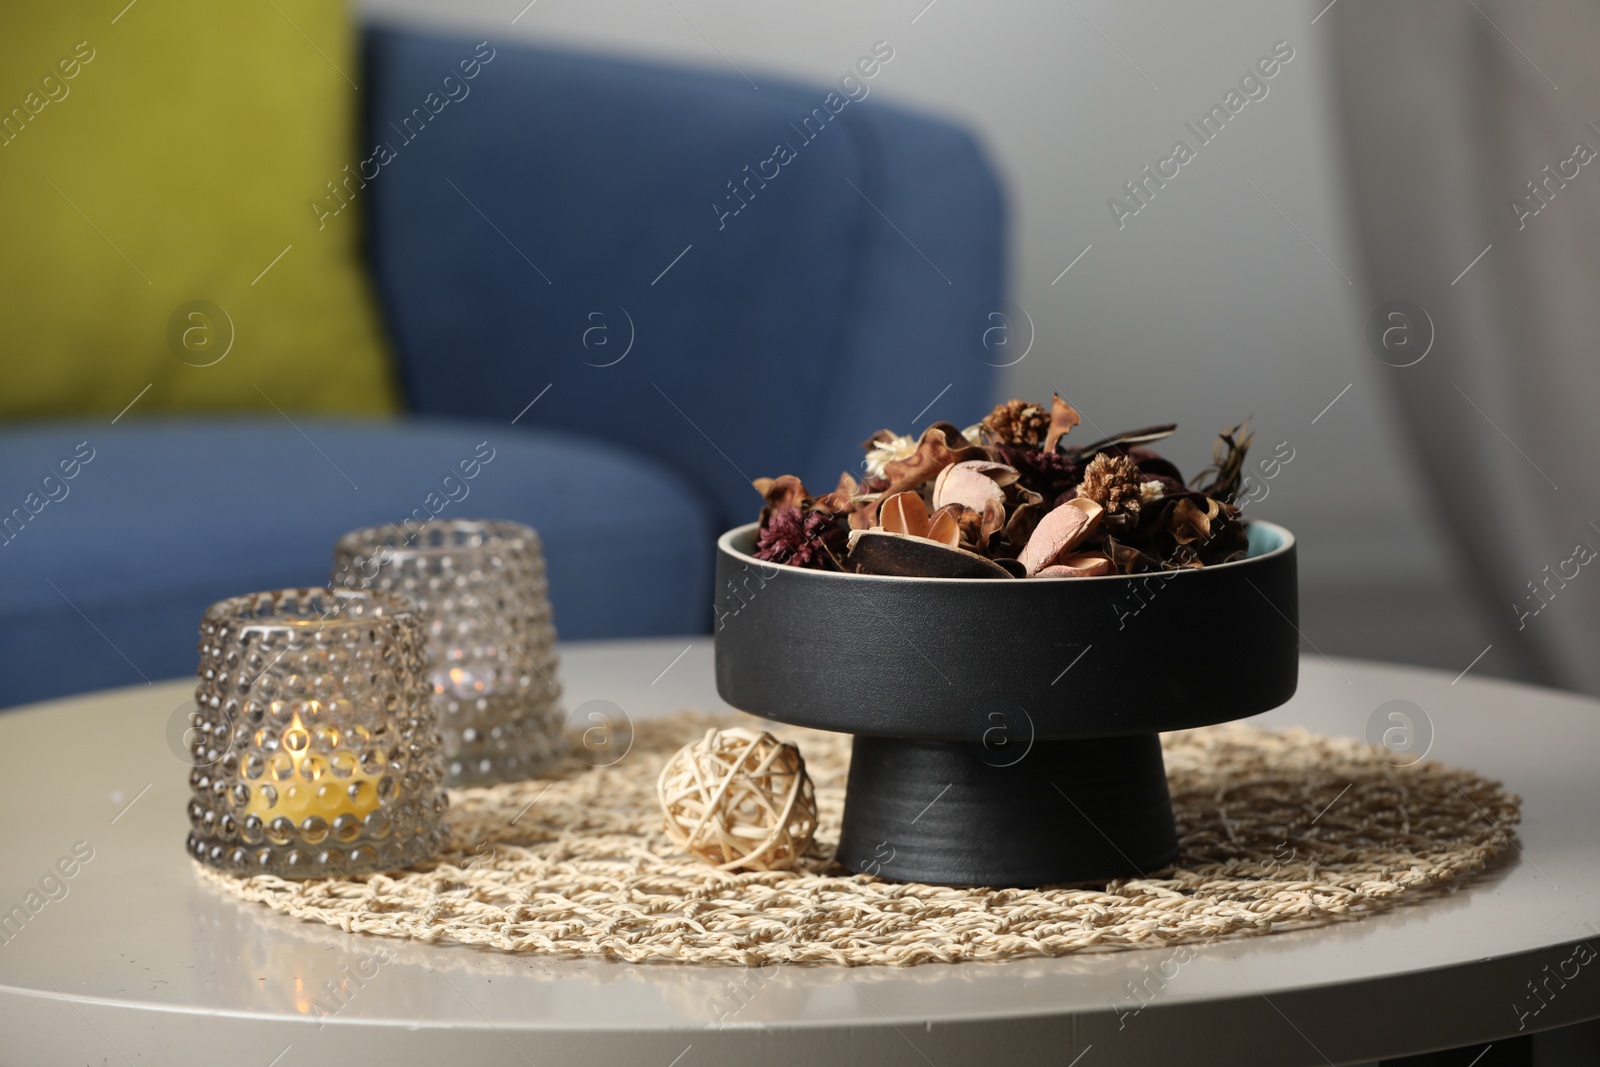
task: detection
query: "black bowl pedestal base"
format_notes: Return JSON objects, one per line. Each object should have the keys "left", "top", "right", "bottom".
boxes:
{"left": 837, "top": 733, "right": 1178, "bottom": 887}
{"left": 715, "top": 519, "right": 1299, "bottom": 887}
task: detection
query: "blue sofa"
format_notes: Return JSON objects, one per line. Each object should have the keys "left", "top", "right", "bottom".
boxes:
{"left": 0, "top": 27, "right": 1004, "bottom": 708}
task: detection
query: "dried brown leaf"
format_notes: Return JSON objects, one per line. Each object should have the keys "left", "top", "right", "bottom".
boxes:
{"left": 883, "top": 423, "right": 985, "bottom": 496}
{"left": 753, "top": 475, "right": 809, "bottom": 512}
{"left": 1044, "top": 394, "right": 1083, "bottom": 453}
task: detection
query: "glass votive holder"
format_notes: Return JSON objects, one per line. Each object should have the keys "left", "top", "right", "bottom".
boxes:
{"left": 330, "top": 519, "right": 565, "bottom": 787}
{"left": 187, "top": 588, "right": 448, "bottom": 879}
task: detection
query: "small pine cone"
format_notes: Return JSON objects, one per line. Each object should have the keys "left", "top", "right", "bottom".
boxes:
{"left": 1078, "top": 453, "right": 1144, "bottom": 519}
{"left": 981, "top": 400, "right": 1051, "bottom": 448}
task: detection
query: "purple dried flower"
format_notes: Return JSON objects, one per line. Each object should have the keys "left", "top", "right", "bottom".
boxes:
{"left": 754, "top": 506, "right": 847, "bottom": 569}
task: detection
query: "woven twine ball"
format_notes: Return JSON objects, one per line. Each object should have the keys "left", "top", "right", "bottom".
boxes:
{"left": 656, "top": 727, "right": 818, "bottom": 872}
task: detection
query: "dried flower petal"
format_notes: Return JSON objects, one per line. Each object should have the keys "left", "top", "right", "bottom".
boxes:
{"left": 935, "top": 502, "right": 986, "bottom": 551}
{"left": 1037, "top": 553, "right": 1115, "bottom": 578}
{"left": 1017, "top": 498, "right": 1103, "bottom": 576}
{"left": 926, "top": 505, "right": 962, "bottom": 547}
{"left": 1102, "top": 536, "right": 1161, "bottom": 574}
{"left": 933, "top": 460, "right": 1014, "bottom": 516}
{"left": 878, "top": 491, "right": 930, "bottom": 537}
{"left": 978, "top": 497, "right": 1007, "bottom": 545}
{"left": 1167, "top": 497, "right": 1212, "bottom": 545}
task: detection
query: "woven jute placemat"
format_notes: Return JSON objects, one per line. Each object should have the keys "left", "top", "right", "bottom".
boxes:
{"left": 198, "top": 713, "right": 1520, "bottom": 967}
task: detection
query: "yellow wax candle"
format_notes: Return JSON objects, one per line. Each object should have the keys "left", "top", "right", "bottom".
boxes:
{"left": 245, "top": 710, "right": 389, "bottom": 829}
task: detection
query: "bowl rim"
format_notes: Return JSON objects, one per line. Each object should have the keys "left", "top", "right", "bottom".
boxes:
{"left": 716, "top": 518, "right": 1294, "bottom": 585}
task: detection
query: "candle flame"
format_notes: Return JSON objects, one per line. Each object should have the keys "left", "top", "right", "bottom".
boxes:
{"left": 283, "top": 710, "right": 309, "bottom": 755}
{"left": 447, "top": 666, "right": 486, "bottom": 693}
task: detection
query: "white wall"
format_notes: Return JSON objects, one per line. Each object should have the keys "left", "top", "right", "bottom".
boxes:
{"left": 360, "top": 0, "right": 1500, "bottom": 673}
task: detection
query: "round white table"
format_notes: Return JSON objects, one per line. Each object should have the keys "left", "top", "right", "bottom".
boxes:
{"left": 1, "top": 639, "right": 1595, "bottom": 1066}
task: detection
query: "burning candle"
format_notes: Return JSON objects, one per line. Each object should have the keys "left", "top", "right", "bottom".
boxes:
{"left": 188, "top": 587, "right": 447, "bottom": 878}
{"left": 331, "top": 519, "right": 564, "bottom": 787}
{"left": 243, "top": 710, "right": 389, "bottom": 836}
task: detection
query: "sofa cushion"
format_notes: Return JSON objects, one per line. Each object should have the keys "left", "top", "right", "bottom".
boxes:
{"left": 0, "top": 420, "right": 715, "bottom": 708}
{"left": 0, "top": 2, "right": 398, "bottom": 418}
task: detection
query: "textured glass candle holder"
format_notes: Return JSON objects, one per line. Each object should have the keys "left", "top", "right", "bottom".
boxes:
{"left": 188, "top": 588, "right": 449, "bottom": 879}
{"left": 331, "top": 519, "right": 564, "bottom": 787}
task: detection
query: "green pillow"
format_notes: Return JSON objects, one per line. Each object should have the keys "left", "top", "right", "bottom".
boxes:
{"left": 0, "top": 1, "right": 399, "bottom": 418}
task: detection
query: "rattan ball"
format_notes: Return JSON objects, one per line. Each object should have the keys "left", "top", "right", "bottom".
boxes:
{"left": 656, "top": 727, "right": 818, "bottom": 872}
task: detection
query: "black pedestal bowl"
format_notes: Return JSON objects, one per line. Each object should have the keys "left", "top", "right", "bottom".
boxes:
{"left": 714, "top": 520, "right": 1298, "bottom": 887}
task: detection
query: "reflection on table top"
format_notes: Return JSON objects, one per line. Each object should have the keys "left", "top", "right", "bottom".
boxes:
{"left": 1, "top": 639, "right": 1595, "bottom": 1065}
